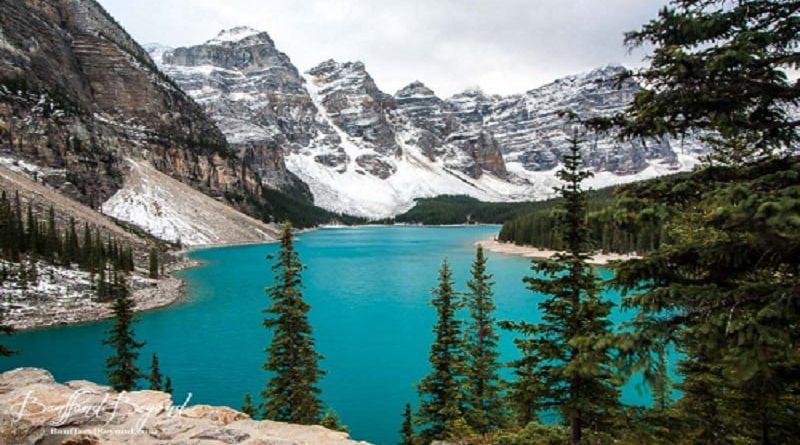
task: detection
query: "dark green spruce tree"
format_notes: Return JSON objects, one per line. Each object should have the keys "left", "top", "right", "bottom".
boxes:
{"left": 149, "top": 248, "right": 159, "bottom": 279}
{"left": 241, "top": 393, "right": 259, "bottom": 418}
{"left": 0, "top": 307, "right": 14, "bottom": 357}
{"left": 415, "top": 259, "right": 466, "bottom": 443}
{"left": 400, "top": 403, "right": 415, "bottom": 445}
{"left": 163, "top": 376, "right": 173, "bottom": 395}
{"left": 463, "top": 245, "right": 505, "bottom": 433}
{"left": 102, "top": 271, "right": 145, "bottom": 391}
{"left": 261, "top": 222, "right": 324, "bottom": 424}
{"left": 148, "top": 352, "right": 163, "bottom": 391}
{"left": 603, "top": 1, "right": 800, "bottom": 444}
{"left": 602, "top": 0, "right": 800, "bottom": 164}
{"left": 319, "top": 409, "right": 349, "bottom": 433}
{"left": 502, "top": 135, "right": 619, "bottom": 445}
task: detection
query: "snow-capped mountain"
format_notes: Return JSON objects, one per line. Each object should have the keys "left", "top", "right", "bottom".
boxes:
{"left": 147, "top": 27, "right": 704, "bottom": 218}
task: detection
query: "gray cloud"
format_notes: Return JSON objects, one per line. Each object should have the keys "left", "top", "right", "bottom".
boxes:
{"left": 98, "top": 0, "right": 668, "bottom": 97}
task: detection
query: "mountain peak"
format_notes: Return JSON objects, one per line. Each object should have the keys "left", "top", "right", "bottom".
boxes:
{"left": 586, "top": 63, "right": 628, "bottom": 77}
{"left": 206, "top": 26, "right": 271, "bottom": 45}
{"left": 307, "top": 59, "right": 369, "bottom": 78}
{"left": 452, "top": 86, "right": 488, "bottom": 99}
{"left": 395, "top": 81, "right": 436, "bottom": 98}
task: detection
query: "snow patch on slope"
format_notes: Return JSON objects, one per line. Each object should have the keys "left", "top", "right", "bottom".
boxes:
{"left": 101, "top": 159, "right": 279, "bottom": 246}
{"left": 207, "top": 26, "right": 263, "bottom": 44}
{"left": 293, "top": 73, "right": 700, "bottom": 219}
{"left": 289, "top": 75, "right": 535, "bottom": 218}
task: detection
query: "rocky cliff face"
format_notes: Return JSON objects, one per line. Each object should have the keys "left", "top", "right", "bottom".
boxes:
{"left": 0, "top": 367, "right": 370, "bottom": 445}
{"left": 150, "top": 28, "right": 704, "bottom": 218}
{"left": 480, "top": 65, "right": 678, "bottom": 174}
{"left": 153, "top": 27, "right": 317, "bottom": 196}
{"left": 307, "top": 60, "right": 400, "bottom": 163}
{"left": 392, "top": 81, "right": 508, "bottom": 179}
{"left": 0, "top": 1, "right": 267, "bottom": 219}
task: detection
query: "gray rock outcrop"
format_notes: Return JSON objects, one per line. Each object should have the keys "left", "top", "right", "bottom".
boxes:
{"left": 0, "top": 368, "right": 371, "bottom": 445}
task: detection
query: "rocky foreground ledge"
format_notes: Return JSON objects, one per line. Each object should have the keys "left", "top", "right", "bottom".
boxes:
{"left": 0, "top": 368, "right": 371, "bottom": 445}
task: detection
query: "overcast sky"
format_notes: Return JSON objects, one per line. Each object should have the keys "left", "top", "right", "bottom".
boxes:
{"left": 98, "top": 0, "right": 669, "bottom": 97}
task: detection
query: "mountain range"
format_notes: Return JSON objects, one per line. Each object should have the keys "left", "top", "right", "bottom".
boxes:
{"left": 0, "top": 0, "right": 704, "bottom": 247}
{"left": 146, "top": 26, "right": 703, "bottom": 218}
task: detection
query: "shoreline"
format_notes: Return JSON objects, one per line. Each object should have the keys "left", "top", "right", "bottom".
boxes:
{"left": 10, "top": 233, "right": 285, "bottom": 331}
{"left": 6, "top": 254, "right": 199, "bottom": 331}
{"left": 475, "top": 236, "right": 641, "bottom": 265}
{"left": 10, "top": 226, "right": 502, "bottom": 331}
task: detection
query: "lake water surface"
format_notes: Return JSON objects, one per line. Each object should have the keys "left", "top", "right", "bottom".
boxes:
{"left": 2, "top": 226, "right": 653, "bottom": 445}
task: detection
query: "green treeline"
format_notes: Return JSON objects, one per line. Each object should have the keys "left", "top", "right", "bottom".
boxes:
{"left": 497, "top": 184, "right": 672, "bottom": 254}
{"left": 0, "top": 190, "right": 135, "bottom": 283}
{"left": 0, "top": 192, "right": 171, "bottom": 392}
{"left": 232, "top": 188, "right": 367, "bottom": 229}
{"left": 387, "top": 195, "right": 555, "bottom": 225}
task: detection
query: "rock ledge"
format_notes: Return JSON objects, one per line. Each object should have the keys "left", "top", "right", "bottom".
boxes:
{"left": 0, "top": 368, "right": 371, "bottom": 445}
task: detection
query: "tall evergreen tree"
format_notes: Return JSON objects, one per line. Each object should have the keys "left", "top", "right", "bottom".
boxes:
{"left": 261, "top": 223, "right": 324, "bottom": 424}
{"left": 81, "top": 223, "right": 92, "bottom": 271}
{"left": 102, "top": 272, "right": 144, "bottom": 391}
{"left": 241, "top": 393, "right": 258, "bottom": 418}
{"left": 400, "top": 403, "right": 415, "bottom": 445}
{"left": 416, "top": 259, "right": 466, "bottom": 443}
{"left": 163, "top": 376, "right": 173, "bottom": 395}
{"left": 0, "top": 307, "right": 14, "bottom": 357}
{"left": 148, "top": 248, "right": 159, "bottom": 279}
{"left": 502, "top": 135, "right": 619, "bottom": 445}
{"left": 319, "top": 409, "right": 349, "bottom": 433}
{"left": 463, "top": 246, "right": 505, "bottom": 433}
{"left": 600, "top": 0, "right": 800, "bottom": 163}
{"left": 45, "top": 206, "right": 57, "bottom": 262}
{"left": 506, "top": 340, "right": 543, "bottom": 428}
{"left": 148, "top": 352, "right": 163, "bottom": 391}
{"left": 65, "top": 217, "right": 79, "bottom": 265}
{"left": 602, "top": 2, "right": 800, "bottom": 444}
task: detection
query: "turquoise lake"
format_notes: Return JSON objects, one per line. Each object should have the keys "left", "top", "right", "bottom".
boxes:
{"left": 1, "top": 226, "right": 654, "bottom": 445}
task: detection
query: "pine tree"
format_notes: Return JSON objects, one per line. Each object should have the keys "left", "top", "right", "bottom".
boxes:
{"left": 506, "top": 341, "right": 543, "bottom": 427}
{"left": 148, "top": 248, "right": 159, "bottom": 279}
{"left": 25, "top": 204, "right": 35, "bottom": 254}
{"left": 319, "top": 409, "right": 349, "bottom": 433}
{"left": 602, "top": 2, "right": 800, "bottom": 444}
{"left": 463, "top": 245, "right": 505, "bottom": 433}
{"left": 400, "top": 403, "right": 415, "bottom": 445}
{"left": 163, "top": 376, "right": 173, "bottom": 395}
{"left": 0, "top": 307, "right": 14, "bottom": 357}
{"left": 13, "top": 192, "right": 23, "bottom": 256}
{"left": 241, "top": 393, "right": 258, "bottom": 418}
{"left": 603, "top": 0, "right": 800, "bottom": 163}
{"left": 65, "top": 217, "right": 79, "bottom": 265}
{"left": 81, "top": 223, "right": 92, "bottom": 270}
{"left": 27, "top": 255, "right": 38, "bottom": 285}
{"left": 45, "top": 206, "right": 57, "bottom": 262}
{"left": 96, "top": 261, "right": 109, "bottom": 301}
{"left": 148, "top": 352, "right": 163, "bottom": 391}
{"left": 261, "top": 223, "right": 324, "bottom": 424}
{"left": 416, "top": 259, "right": 466, "bottom": 443}
{"left": 502, "top": 135, "right": 619, "bottom": 445}
{"left": 102, "top": 272, "right": 144, "bottom": 392}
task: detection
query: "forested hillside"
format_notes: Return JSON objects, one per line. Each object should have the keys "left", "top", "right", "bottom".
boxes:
{"left": 498, "top": 178, "right": 678, "bottom": 254}
{"left": 386, "top": 195, "right": 543, "bottom": 225}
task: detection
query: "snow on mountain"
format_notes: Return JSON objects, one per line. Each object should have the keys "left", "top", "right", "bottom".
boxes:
{"left": 147, "top": 28, "right": 706, "bottom": 219}
{"left": 206, "top": 26, "right": 264, "bottom": 44}
{"left": 290, "top": 71, "right": 535, "bottom": 217}
{"left": 480, "top": 64, "right": 684, "bottom": 174}
{"left": 101, "top": 159, "right": 279, "bottom": 246}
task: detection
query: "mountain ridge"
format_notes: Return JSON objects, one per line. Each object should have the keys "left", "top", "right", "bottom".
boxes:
{"left": 148, "top": 27, "right": 704, "bottom": 218}
{"left": 0, "top": 1, "right": 286, "bottom": 244}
